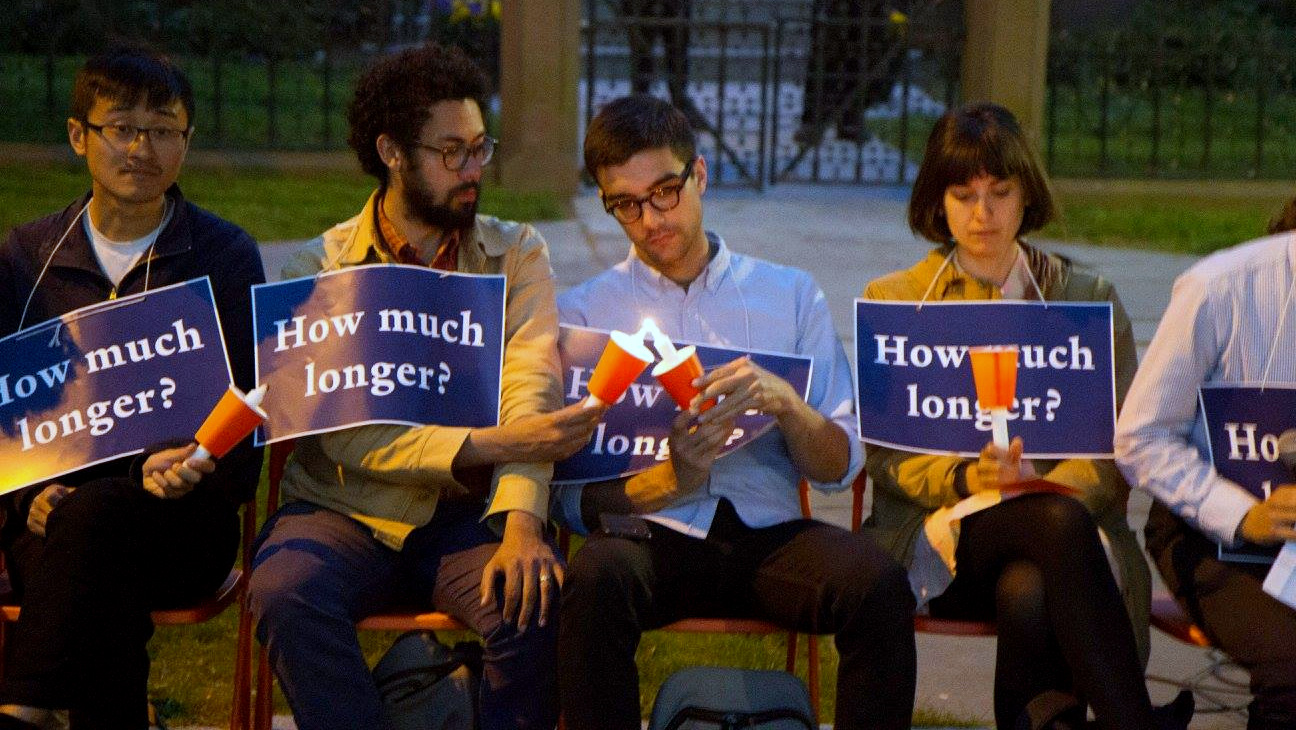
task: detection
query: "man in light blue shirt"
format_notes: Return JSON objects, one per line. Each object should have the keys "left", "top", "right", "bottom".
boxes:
{"left": 553, "top": 94, "right": 915, "bottom": 730}
{"left": 1116, "top": 230, "right": 1296, "bottom": 728}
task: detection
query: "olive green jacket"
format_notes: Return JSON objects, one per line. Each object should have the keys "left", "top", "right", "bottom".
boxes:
{"left": 278, "top": 191, "right": 563, "bottom": 550}
{"left": 862, "top": 244, "right": 1151, "bottom": 664}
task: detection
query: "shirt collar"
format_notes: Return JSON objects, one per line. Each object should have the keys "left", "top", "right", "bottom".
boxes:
{"left": 336, "top": 189, "right": 481, "bottom": 270}
{"left": 373, "top": 188, "right": 461, "bottom": 269}
{"left": 949, "top": 244, "right": 1037, "bottom": 300}
{"left": 626, "top": 230, "right": 731, "bottom": 298}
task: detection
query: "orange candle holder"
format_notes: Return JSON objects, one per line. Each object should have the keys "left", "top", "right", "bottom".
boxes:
{"left": 193, "top": 384, "right": 268, "bottom": 459}
{"left": 968, "top": 345, "right": 1019, "bottom": 449}
{"left": 652, "top": 346, "right": 716, "bottom": 412}
{"left": 586, "top": 330, "right": 655, "bottom": 407}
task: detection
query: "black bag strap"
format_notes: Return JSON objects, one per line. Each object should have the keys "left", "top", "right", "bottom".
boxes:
{"left": 662, "top": 706, "right": 816, "bottom": 730}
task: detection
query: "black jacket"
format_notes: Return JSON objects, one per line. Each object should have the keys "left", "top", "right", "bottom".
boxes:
{"left": 0, "top": 185, "right": 266, "bottom": 509}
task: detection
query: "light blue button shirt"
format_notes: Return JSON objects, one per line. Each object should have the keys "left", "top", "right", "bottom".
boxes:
{"left": 1116, "top": 232, "right": 1296, "bottom": 545}
{"left": 554, "top": 233, "right": 863, "bottom": 537}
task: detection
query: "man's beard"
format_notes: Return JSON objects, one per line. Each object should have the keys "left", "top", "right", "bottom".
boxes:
{"left": 398, "top": 162, "right": 479, "bottom": 232}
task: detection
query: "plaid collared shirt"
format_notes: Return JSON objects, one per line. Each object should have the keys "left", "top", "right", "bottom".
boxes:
{"left": 374, "top": 190, "right": 461, "bottom": 271}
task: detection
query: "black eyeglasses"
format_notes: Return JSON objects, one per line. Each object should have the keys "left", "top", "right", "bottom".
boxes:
{"left": 82, "top": 120, "right": 190, "bottom": 149}
{"left": 602, "top": 160, "right": 696, "bottom": 224}
{"left": 415, "top": 136, "right": 497, "bottom": 172}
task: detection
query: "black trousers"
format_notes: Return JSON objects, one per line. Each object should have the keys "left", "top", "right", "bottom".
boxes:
{"left": 929, "top": 493, "right": 1153, "bottom": 730}
{"left": 1146, "top": 501, "right": 1296, "bottom": 730}
{"left": 558, "top": 498, "right": 916, "bottom": 730}
{"left": 0, "top": 478, "right": 237, "bottom": 730}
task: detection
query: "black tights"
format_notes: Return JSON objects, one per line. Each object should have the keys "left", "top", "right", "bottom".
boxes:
{"left": 927, "top": 493, "right": 1152, "bottom": 730}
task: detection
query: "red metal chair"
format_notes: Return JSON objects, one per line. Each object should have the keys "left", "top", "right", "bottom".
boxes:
{"left": 0, "top": 497, "right": 257, "bottom": 730}
{"left": 848, "top": 472, "right": 997, "bottom": 636}
{"left": 250, "top": 440, "right": 468, "bottom": 730}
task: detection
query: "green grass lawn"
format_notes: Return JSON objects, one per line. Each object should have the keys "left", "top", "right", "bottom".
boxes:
{"left": 1045, "top": 182, "right": 1293, "bottom": 255}
{"left": 0, "top": 159, "right": 564, "bottom": 242}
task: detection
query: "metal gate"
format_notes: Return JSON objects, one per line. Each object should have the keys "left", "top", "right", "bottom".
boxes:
{"left": 580, "top": 0, "right": 961, "bottom": 188}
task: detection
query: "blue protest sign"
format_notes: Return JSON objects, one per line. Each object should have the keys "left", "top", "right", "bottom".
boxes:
{"left": 252, "top": 264, "right": 505, "bottom": 444}
{"left": 1199, "top": 383, "right": 1296, "bottom": 563}
{"left": 553, "top": 324, "right": 812, "bottom": 483}
{"left": 854, "top": 300, "right": 1117, "bottom": 457}
{"left": 0, "top": 278, "right": 234, "bottom": 494}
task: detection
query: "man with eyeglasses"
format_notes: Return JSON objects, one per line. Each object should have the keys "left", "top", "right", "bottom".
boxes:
{"left": 0, "top": 46, "right": 264, "bottom": 728}
{"left": 247, "top": 42, "right": 603, "bottom": 730}
{"left": 552, "top": 94, "right": 916, "bottom": 729}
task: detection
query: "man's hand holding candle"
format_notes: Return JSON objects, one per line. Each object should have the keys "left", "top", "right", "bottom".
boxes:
{"left": 668, "top": 407, "right": 737, "bottom": 494}
{"left": 458, "top": 401, "right": 609, "bottom": 467}
{"left": 142, "top": 443, "right": 217, "bottom": 500}
{"left": 692, "top": 356, "right": 851, "bottom": 485}
{"left": 691, "top": 356, "right": 800, "bottom": 422}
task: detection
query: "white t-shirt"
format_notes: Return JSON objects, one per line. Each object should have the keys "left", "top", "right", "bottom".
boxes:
{"left": 83, "top": 199, "right": 174, "bottom": 286}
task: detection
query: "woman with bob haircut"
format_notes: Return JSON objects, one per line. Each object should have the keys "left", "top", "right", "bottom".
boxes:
{"left": 861, "top": 102, "right": 1190, "bottom": 729}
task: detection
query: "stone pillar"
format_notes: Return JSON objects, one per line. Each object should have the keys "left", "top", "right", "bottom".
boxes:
{"left": 961, "top": 0, "right": 1052, "bottom": 145}
{"left": 498, "top": 0, "right": 582, "bottom": 202}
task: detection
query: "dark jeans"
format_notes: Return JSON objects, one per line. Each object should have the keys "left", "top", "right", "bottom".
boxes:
{"left": 249, "top": 500, "right": 558, "bottom": 730}
{"left": 0, "top": 478, "right": 238, "bottom": 730}
{"left": 1147, "top": 501, "right": 1296, "bottom": 729}
{"left": 558, "top": 499, "right": 916, "bottom": 730}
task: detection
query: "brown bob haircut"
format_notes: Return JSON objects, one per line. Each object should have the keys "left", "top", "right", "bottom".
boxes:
{"left": 908, "top": 102, "right": 1056, "bottom": 245}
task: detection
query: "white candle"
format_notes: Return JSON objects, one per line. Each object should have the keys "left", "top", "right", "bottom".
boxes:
{"left": 642, "top": 318, "right": 678, "bottom": 360}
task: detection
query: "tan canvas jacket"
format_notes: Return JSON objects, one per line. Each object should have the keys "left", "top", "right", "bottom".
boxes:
{"left": 278, "top": 191, "right": 562, "bottom": 549}
{"left": 862, "top": 244, "right": 1152, "bottom": 663}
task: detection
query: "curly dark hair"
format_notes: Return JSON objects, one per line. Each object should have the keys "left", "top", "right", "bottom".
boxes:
{"left": 347, "top": 42, "right": 488, "bottom": 185}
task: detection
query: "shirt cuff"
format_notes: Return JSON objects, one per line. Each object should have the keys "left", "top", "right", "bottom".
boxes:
{"left": 1199, "top": 478, "right": 1261, "bottom": 547}
{"left": 552, "top": 483, "right": 588, "bottom": 535}
{"left": 483, "top": 463, "right": 551, "bottom": 524}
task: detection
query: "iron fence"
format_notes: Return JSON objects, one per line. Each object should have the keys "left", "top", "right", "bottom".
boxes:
{"left": 1046, "top": 23, "right": 1296, "bottom": 179}
{"left": 580, "top": 0, "right": 957, "bottom": 188}
{"left": 1, "top": 1, "right": 1294, "bottom": 183}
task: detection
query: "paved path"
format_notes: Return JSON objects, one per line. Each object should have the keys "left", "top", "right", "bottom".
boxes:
{"left": 253, "top": 184, "right": 1244, "bottom": 728}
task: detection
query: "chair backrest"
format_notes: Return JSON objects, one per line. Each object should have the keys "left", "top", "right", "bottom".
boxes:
{"left": 266, "top": 440, "right": 296, "bottom": 514}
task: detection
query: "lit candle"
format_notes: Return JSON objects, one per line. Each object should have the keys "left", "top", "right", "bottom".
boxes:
{"left": 585, "top": 321, "right": 656, "bottom": 407}
{"left": 642, "top": 318, "right": 678, "bottom": 361}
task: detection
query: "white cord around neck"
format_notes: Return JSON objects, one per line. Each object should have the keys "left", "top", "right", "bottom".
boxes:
{"left": 18, "top": 199, "right": 92, "bottom": 331}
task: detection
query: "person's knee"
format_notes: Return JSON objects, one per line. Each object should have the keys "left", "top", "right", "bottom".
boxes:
{"left": 829, "top": 546, "right": 915, "bottom": 630}
{"left": 46, "top": 480, "right": 134, "bottom": 536}
{"left": 248, "top": 552, "right": 343, "bottom": 638}
{"left": 480, "top": 606, "right": 559, "bottom": 661}
{"left": 995, "top": 560, "right": 1047, "bottom": 627}
{"left": 563, "top": 537, "right": 647, "bottom": 607}
{"left": 39, "top": 483, "right": 145, "bottom": 562}
{"left": 1029, "top": 493, "right": 1096, "bottom": 546}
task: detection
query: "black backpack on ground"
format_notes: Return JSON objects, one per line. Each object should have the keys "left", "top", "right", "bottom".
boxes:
{"left": 371, "top": 630, "right": 482, "bottom": 730}
{"left": 648, "top": 666, "right": 817, "bottom": 730}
